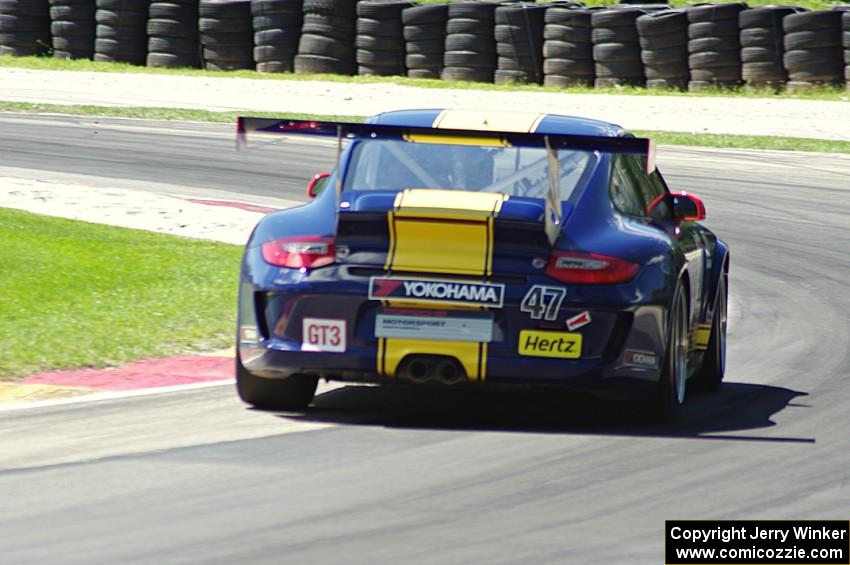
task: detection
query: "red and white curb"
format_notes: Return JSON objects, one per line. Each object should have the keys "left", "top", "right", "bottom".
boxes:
{"left": 0, "top": 351, "right": 235, "bottom": 410}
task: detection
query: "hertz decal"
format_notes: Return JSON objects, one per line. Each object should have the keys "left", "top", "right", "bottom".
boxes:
{"left": 377, "top": 189, "right": 506, "bottom": 381}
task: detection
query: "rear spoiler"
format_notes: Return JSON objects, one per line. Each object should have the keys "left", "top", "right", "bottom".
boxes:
{"left": 236, "top": 117, "right": 655, "bottom": 245}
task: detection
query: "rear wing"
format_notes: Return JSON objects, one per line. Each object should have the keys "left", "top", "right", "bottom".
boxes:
{"left": 236, "top": 117, "right": 655, "bottom": 245}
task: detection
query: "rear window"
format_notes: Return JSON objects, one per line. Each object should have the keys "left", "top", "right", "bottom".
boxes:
{"left": 342, "top": 139, "right": 597, "bottom": 201}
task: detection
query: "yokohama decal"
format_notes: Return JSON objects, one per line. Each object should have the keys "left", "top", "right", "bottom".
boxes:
{"left": 369, "top": 277, "right": 505, "bottom": 307}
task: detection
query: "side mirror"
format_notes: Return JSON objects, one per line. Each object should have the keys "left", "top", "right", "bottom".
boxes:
{"left": 671, "top": 192, "right": 706, "bottom": 222}
{"left": 307, "top": 172, "right": 331, "bottom": 199}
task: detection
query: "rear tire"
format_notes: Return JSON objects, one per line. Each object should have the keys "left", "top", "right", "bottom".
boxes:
{"left": 236, "top": 354, "right": 318, "bottom": 410}
{"left": 651, "top": 284, "right": 689, "bottom": 421}
{"left": 692, "top": 273, "right": 727, "bottom": 392}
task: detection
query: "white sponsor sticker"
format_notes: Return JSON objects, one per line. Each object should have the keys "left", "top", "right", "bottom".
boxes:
{"left": 375, "top": 314, "right": 493, "bottom": 342}
{"left": 566, "top": 311, "right": 592, "bottom": 331}
{"left": 302, "top": 318, "right": 346, "bottom": 352}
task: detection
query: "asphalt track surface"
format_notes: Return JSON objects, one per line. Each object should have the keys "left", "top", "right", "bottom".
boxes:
{"left": 2, "top": 114, "right": 849, "bottom": 564}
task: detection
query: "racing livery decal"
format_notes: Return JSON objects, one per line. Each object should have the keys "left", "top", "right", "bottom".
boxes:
{"left": 302, "top": 318, "right": 346, "bottom": 353}
{"left": 520, "top": 285, "right": 566, "bottom": 321}
{"left": 624, "top": 349, "right": 657, "bottom": 368}
{"left": 369, "top": 277, "right": 505, "bottom": 308}
{"left": 566, "top": 311, "right": 592, "bottom": 331}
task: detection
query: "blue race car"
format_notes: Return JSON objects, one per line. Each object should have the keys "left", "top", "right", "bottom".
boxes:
{"left": 235, "top": 109, "right": 729, "bottom": 419}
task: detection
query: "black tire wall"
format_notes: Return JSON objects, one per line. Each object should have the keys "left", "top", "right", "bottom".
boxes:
{"left": 253, "top": 0, "right": 303, "bottom": 73}
{"left": 0, "top": 0, "right": 50, "bottom": 56}
{"left": 94, "top": 0, "right": 146, "bottom": 65}
{"left": 356, "top": 1, "right": 406, "bottom": 76}
{"left": 638, "top": 8, "right": 689, "bottom": 90}
{"left": 495, "top": 4, "right": 546, "bottom": 85}
{"left": 295, "top": 0, "right": 357, "bottom": 75}
{"left": 199, "top": 0, "right": 253, "bottom": 71}
{"left": 783, "top": 10, "right": 844, "bottom": 91}
{"left": 147, "top": 0, "right": 200, "bottom": 68}
{"left": 542, "top": 7, "right": 593, "bottom": 87}
{"left": 49, "top": 0, "right": 95, "bottom": 59}
{"left": 403, "top": 4, "right": 447, "bottom": 79}
{"left": 442, "top": 2, "right": 497, "bottom": 83}
{"left": 592, "top": 8, "right": 646, "bottom": 88}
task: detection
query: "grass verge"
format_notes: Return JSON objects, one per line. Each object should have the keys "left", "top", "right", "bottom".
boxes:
{"left": 0, "top": 208, "right": 241, "bottom": 379}
{"left": 2, "top": 100, "right": 848, "bottom": 154}
{"left": 1, "top": 54, "right": 848, "bottom": 101}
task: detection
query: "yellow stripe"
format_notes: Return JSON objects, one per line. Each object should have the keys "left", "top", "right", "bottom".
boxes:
{"left": 390, "top": 216, "right": 489, "bottom": 276}
{"left": 385, "top": 189, "right": 504, "bottom": 277}
{"left": 382, "top": 339, "right": 483, "bottom": 380}
{"left": 403, "top": 132, "right": 509, "bottom": 147}
{"left": 432, "top": 109, "right": 548, "bottom": 133}
{"left": 394, "top": 188, "right": 508, "bottom": 215}
{"left": 485, "top": 216, "right": 494, "bottom": 277}
{"left": 384, "top": 211, "right": 397, "bottom": 270}
{"left": 378, "top": 186, "right": 498, "bottom": 380}
{"left": 690, "top": 323, "right": 712, "bottom": 351}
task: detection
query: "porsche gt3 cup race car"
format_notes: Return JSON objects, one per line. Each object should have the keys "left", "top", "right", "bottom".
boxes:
{"left": 235, "top": 109, "right": 729, "bottom": 420}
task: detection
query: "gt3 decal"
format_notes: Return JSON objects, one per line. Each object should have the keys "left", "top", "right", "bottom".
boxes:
{"left": 566, "top": 311, "right": 592, "bottom": 331}
{"left": 369, "top": 277, "right": 505, "bottom": 308}
{"left": 520, "top": 285, "right": 566, "bottom": 321}
{"left": 302, "top": 318, "right": 346, "bottom": 353}
{"left": 518, "top": 330, "right": 582, "bottom": 359}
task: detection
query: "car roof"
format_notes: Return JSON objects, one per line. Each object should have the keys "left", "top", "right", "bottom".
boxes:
{"left": 367, "top": 109, "right": 629, "bottom": 138}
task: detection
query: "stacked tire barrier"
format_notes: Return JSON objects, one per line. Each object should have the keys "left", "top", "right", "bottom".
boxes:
{"left": 199, "top": 0, "right": 253, "bottom": 71}
{"left": 687, "top": 3, "right": 746, "bottom": 90}
{"left": 783, "top": 10, "right": 844, "bottom": 91}
{"left": 402, "top": 4, "right": 447, "bottom": 79}
{"left": 0, "top": 0, "right": 50, "bottom": 56}
{"left": 637, "top": 9, "right": 689, "bottom": 90}
{"left": 542, "top": 7, "right": 593, "bottom": 87}
{"left": 295, "top": 0, "right": 357, "bottom": 75}
{"left": 252, "top": 0, "right": 303, "bottom": 73}
{"left": 356, "top": 1, "right": 406, "bottom": 76}
{"left": 844, "top": 11, "right": 850, "bottom": 87}
{"left": 494, "top": 4, "right": 545, "bottom": 85}
{"left": 2, "top": 0, "right": 850, "bottom": 92}
{"left": 147, "top": 1, "right": 200, "bottom": 68}
{"left": 442, "top": 1, "right": 497, "bottom": 83}
{"left": 739, "top": 6, "right": 798, "bottom": 88}
{"left": 93, "top": 0, "right": 146, "bottom": 64}
{"left": 591, "top": 8, "right": 645, "bottom": 87}
{"left": 49, "top": 0, "right": 95, "bottom": 59}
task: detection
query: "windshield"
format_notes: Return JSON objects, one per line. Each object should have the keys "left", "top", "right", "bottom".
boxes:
{"left": 342, "top": 139, "right": 597, "bottom": 201}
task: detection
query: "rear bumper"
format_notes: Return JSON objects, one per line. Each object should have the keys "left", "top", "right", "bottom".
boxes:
{"left": 240, "top": 327, "right": 663, "bottom": 400}
{"left": 238, "top": 254, "right": 672, "bottom": 401}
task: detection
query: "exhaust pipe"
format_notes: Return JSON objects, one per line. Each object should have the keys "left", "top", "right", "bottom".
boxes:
{"left": 397, "top": 355, "right": 466, "bottom": 385}
{"left": 433, "top": 359, "right": 463, "bottom": 385}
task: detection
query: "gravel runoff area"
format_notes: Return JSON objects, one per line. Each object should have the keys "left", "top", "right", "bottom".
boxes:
{"left": 0, "top": 171, "right": 271, "bottom": 245}
{"left": 1, "top": 67, "right": 849, "bottom": 141}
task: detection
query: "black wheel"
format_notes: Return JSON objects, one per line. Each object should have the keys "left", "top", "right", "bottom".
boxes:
{"left": 651, "top": 283, "right": 689, "bottom": 421}
{"left": 236, "top": 355, "right": 318, "bottom": 411}
{"left": 692, "top": 273, "right": 728, "bottom": 392}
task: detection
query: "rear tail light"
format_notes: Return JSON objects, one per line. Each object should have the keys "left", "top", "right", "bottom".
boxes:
{"left": 546, "top": 251, "right": 639, "bottom": 284}
{"left": 261, "top": 236, "right": 335, "bottom": 269}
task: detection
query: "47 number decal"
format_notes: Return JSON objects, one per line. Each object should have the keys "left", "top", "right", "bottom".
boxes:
{"left": 520, "top": 286, "right": 566, "bottom": 321}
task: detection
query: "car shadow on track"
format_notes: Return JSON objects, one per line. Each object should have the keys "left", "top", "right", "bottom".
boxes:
{"left": 278, "top": 380, "right": 813, "bottom": 443}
